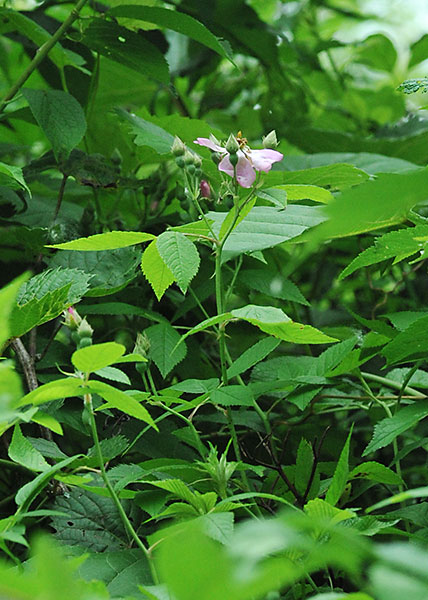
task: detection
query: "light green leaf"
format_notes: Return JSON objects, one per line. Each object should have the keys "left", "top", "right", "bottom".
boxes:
{"left": 94, "top": 366, "right": 131, "bottom": 385}
{"left": 0, "top": 273, "right": 29, "bottom": 350}
{"left": 231, "top": 305, "right": 337, "bottom": 344}
{"left": 264, "top": 184, "right": 333, "bottom": 204}
{"left": 0, "top": 162, "right": 31, "bottom": 196}
{"left": 210, "top": 386, "right": 254, "bottom": 407}
{"left": 156, "top": 232, "right": 200, "bottom": 293}
{"left": 349, "top": 462, "right": 403, "bottom": 485}
{"left": 304, "top": 498, "right": 356, "bottom": 524}
{"left": 145, "top": 322, "right": 187, "bottom": 378}
{"left": 82, "top": 19, "right": 169, "bottom": 83}
{"left": 325, "top": 428, "right": 353, "bottom": 506}
{"left": 226, "top": 337, "right": 280, "bottom": 380}
{"left": 363, "top": 401, "right": 428, "bottom": 456}
{"left": 108, "top": 5, "right": 233, "bottom": 62}
{"left": 47, "top": 231, "right": 155, "bottom": 251}
{"left": 141, "top": 240, "right": 174, "bottom": 301}
{"left": 267, "top": 162, "right": 369, "bottom": 189}
{"left": 8, "top": 425, "right": 50, "bottom": 472}
{"left": 72, "top": 342, "right": 125, "bottom": 374}
{"left": 88, "top": 380, "right": 156, "bottom": 428}
{"left": 22, "top": 89, "right": 86, "bottom": 161}
{"left": 15, "top": 377, "right": 86, "bottom": 409}
{"left": 340, "top": 225, "right": 428, "bottom": 280}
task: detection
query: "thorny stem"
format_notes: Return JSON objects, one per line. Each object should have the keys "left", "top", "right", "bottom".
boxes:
{"left": 0, "top": 0, "right": 90, "bottom": 113}
{"left": 85, "top": 392, "right": 159, "bottom": 583}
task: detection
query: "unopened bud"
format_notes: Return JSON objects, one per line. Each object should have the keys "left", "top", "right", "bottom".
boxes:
{"left": 134, "top": 332, "right": 150, "bottom": 358}
{"left": 193, "top": 154, "right": 202, "bottom": 168}
{"left": 211, "top": 152, "right": 222, "bottom": 166}
{"left": 63, "top": 306, "right": 82, "bottom": 330}
{"left": 200, "top": 180, "right": 211, "bottom": 198}
{"left": 225, "top": 134, "right": 239, "bottom": 155}
{"left": 77, "top": 318, "right": 93, "bottom": 340}
{"left": 229, "top": 152, "right": 239, "bottom": 167}
{"left": 175, "top": 156, "right": 185, "bottom": 168}
{"left": 184, "top": 150, "right": 195, "bottom": 166}
{"left": 262, "top": 130, "right": 278, "bottom": 148}
{"left": 171, "top": 136, "right": 186, "bottom": 157}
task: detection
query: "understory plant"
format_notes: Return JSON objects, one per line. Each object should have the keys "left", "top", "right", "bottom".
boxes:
{"left": 3, "top": 0, "right": 428, "bottom": 599}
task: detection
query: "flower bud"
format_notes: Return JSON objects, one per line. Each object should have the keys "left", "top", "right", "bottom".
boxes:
{"left": 225, "top": 134, "right": 239, "bottom": 155}
{"left": 229, "top": 152, "right": 239, "bottom": 167}
{"left": 175, "top": 156, "right": 185, "bottom": 168}
{"left": 171, "top": 136, "right": 186, "bottom": 157}
{"left": 134, "top": 332, "right": 150, "bottom": 358}
{"left": 187, "top": 164, "right": 196, "bottom": 175}
{"left": 193, "top": 154, "right": 202, "bottom": 168}
{"left": 184, "top": 150, "right": 195, "bottom": 166}
{"left": 211, "top": 152, "right": 222, "bottom": 166}
{"left": 77, "top": 318, "right": 93, "bottom": 341}
{"left": 63, "top": 306, "right": 82, "bottom": 330}
{"left": 200, "top": 180, "right": 211, "bottom": 198}
{"left": 262, "top": 130, "right": 278, "bottom": 148}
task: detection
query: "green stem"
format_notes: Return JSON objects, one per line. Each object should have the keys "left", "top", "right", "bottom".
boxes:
{"left": 0, "top": 0, "right": 90, "bottom": 113}
{"left": 361, "top": 371, "right": 425, "bottom": 398}
{"left": 85, "top": 393, "right": 158, "bottom": 583}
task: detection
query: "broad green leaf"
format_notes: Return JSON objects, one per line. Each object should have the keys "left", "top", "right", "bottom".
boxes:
{"left": 49, "top": 247, "right": 141, "bottom": 297}
{"left": 145, "top": 322, "right": 187, "bottom": 377}
{"left": 349, "top": 462, "right": 403, "bottom": 485}
{"left": 22, "top": 89, "right": 86, "bottom": 161}
{"left": 16, "top": 454, "right": 82, "bottom": 508}
{"left": 357, "top": 33, "right": 397, "bottom": 71}
{"left": 267, "top": 162, "right": 369, "bottom": 190}
{"left": 156, "top": 231, "right": 200, "bottom": 293}
{"left": 0, "top": 162, "right": 31, "bottom": 196}
{"left": 108, "top": 5, "right": 233, "bottom": 62}
{"left": 8, "top": 425, "right": 50, "bottom": 472}
{"left": 30, "top": 411, "right": 63, "bottom": 436}
{"left": 239, "top": 269, "right": 310, "bottom": 305}
{"left": 309, "top": 169, "right": 428, "bottom": 241}
{"left": 219, "top": 196, "right": 257, "bottom": 240}
{"left": 9, "top": 268, "right": 91, "bottom": 338}
{"left": 116, "top": 108, "right": 175, "bottom": 154}
{"left": 226, "top": 337, "right": 280, "bottom": 379}
{"left": 363, "top": 401, "right": 428, "bottom": 456}
{"left": 231, "top": 305, "right": 338, "bottom": 344}
{"left": 141, "top": 240, "right": 174, "bottom": 301}
{"left": 267, "top": 184, "right": 333, "bottom": 204}
{"left": 283, "top": 152, "right": 419, "bottom": 175}
{"left": 210, "top": 385, "right": 254, "bottom": 407}
{"left": 382, "top": 315, "right": 428, "bottom": 365}
{"left": 410, "top": 34, "right": 428, "bottom": 68}
{"left": 325, "top": 428, "right": 353, "bottom": 506}
{"left": 72, "top": 342, "right": 126, "bottom": 373}
{"left": 87, "top": 380, "right": 156, "bottom": 428}
{"left": 339, "top": 225, "right": 428, "bottom": 280}
{"left": 206, "top": 205, "right": 326, "bottom": 262}
{"left": 82, "top": 19, "right": 169, "bottom": 83}
{"left": 304, "top": 498, "right": 356, "bottom": 524}
{"left": 48, "top": 231, "right": 155, "bottom": 251}
{"left": 295, "top": 438, "right": 314, "bottom": 496}
{"left": 200, "top": 513, "right": 234, "bottom": 545}
{"left": 15, "top": 377, "right": 86, "bottom": 408}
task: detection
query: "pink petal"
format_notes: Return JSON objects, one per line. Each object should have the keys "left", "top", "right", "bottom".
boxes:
{"left": 250, "top": 149, "right": 283, "bottom": 172}
{"left": 194, "top": 137, "right": 224, "bottom": 153}
{"left": 218, "top": 153, "right": 256, "bottom": 188}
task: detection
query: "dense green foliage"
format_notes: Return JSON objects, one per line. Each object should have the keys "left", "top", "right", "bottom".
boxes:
{"left": 3, "top": 0, "right": 428, "bottom": 598}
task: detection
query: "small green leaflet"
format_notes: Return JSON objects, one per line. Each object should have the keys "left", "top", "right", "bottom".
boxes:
{"left": 156, "top": 231, "right": 200, "bottom": 293}
{"left": 226, "top": 337, "right": 280, "bottom": 379}
{"left": 72, "top": 342, "right": 126, "bottom": 374}
{"left": 88, "top": 380, "right": 156, "bottom": 428}
{"left": 295, "top": 438, "right": 314, "bottom": 497}
{"left": 363, "top": 400, "right": 428, "bottom": 456}
{"left": 325, "top": 428, "right": 353, "bottom": 506}
{"left": 48, "top": 231, "right": 155, "bottom": 251}
{"left": 141, "top": 240, "right": 174, "bottom": 301}
{"left": 339, "top": 225, "right": 428, "bottom": 280}
{"left": 0, "top": 162, "right": 31, "bottom": 196}
{"left": 116, "top": 109, "right": 175, "bottom": 154}
{"left": 210, "top": 386, "right": 254, "bottom": 407}
{"left": 368, "top": 486, "right": 428, "bottom": 513}
{"left": 145, "top": 322, "right": 187, "bottom": 378}
{"left": 23, "top": 89, "right": 86, "bottom": 161}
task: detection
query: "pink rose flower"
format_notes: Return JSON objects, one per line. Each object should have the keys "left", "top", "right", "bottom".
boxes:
{"left": 194, "top": 134, "right": 283, "bottom": 188}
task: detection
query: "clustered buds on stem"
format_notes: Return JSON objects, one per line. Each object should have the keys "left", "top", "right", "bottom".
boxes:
{"left": 63, "top": 306, "right": 93, "bottom": 349}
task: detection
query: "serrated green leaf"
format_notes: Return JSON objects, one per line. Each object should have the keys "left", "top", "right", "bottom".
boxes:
{"left": 108, "top": 5, "right": 233, "bottom": 63}
{"left": 325, "top": 428, "right": 353, "bottom": 506}
{"left": 363, "top": 401, "right": 428, "bottom": 456}
{"left": 156, "top": 232, "right": 200, "bottom": 293}
{"left": 72, "top": 342, "right": 126, "bottom": 373}
{"left": 0, "top": 162, "right": 31, "bottom": 196}
{"left": 340, "top": 225, "right": 428, "bottom": 280}
{"left": 210, "top": 385, "right": 254, "bottom": 407}
{"left": 10, "top": 285, "right": 71, "bottom": 338}
{"left": 239, "top": 269, "right": 309, "bottom": 305}
{"left": 350, "top": 462, "right": 403, "bottom": 485}
{"left": 145, "top": 322, "right": 187, "bottom": 378}
{"left": 382, "top": 314, "right": 428, "bottom": 365}
{"left": 94, "top": 366, "right": 131, "bottom": 385}
{"left": 82, "top": 19, "right": 169, "bottom": 83}
{"left": 226, "top": 337, "right": 280, "bottom": 379}
{"left": 8, "top": 425, "right": 50, "bottom": 472}
{"left": 141, "top": 240, "right": 174, "bottom": 301}
{"left": 48, "top": 231, "right": 155, "bottom": 251}
{"left": 231, "top": 305, "right": 337, "bottom": 344}
{"left": 304, "top": 498, "right": 356, "bottom": 524}
{"left": 200, "top": 512, "right": 234, "bottom": 545}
